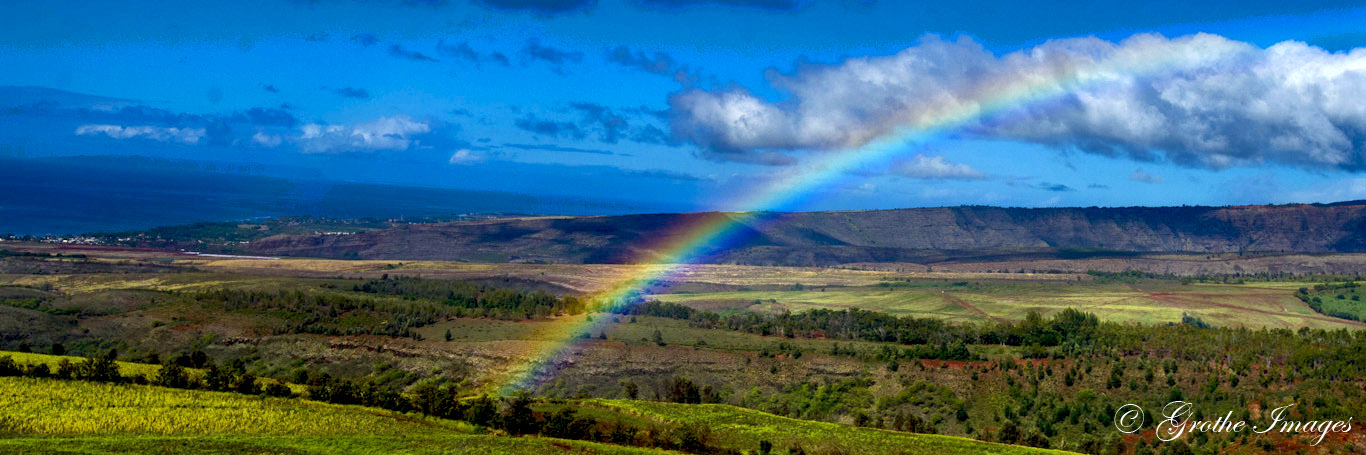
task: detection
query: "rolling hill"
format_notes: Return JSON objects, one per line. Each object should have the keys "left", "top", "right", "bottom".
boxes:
{"left": 238, "top": 202, "right": 1366, "bottom": 267}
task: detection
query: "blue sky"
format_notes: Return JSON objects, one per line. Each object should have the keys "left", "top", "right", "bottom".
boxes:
{"left": 4, "top": 0, "right": 1366, "bottom": 215}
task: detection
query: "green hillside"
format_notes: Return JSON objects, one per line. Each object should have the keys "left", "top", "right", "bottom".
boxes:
{"left": 564, "top": 400, "right": 1075, "bottom": 455}
{"left": 0, "top": 367, "right": 1074, "bottom": 454}
{"left": 0, "top": 375, "right": 667, "bottom": 455}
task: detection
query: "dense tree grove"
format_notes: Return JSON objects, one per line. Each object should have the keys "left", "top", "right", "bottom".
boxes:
{"left": 183, "top": 277, "right": 591, "bottom": 339}
{"left": 352, "top": 276, "right": 586, "bottom": 319}
{"left": 193, "top": 289, "right": 442, "bottom": 339}
{"left": 616, "top": 301, "right": 1101, "bottom": 358}
{"left": 627, "top": 298, "right": 1366, "bottom": 382}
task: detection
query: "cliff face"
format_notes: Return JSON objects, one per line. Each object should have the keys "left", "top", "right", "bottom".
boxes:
{"left": 243, "top": 203, "right": 1366, "bottom": 265}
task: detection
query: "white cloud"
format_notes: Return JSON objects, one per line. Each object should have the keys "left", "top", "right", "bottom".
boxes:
{"left": 297, "top": 115, "right": 431, "bottom": 153}
{"left": 670, "top": 33, "right": 1366, "bottom": 171}
{"left": 75, "top": 124, "right": 205, "bottom": 144}
{"left": 448, "top": 148, "right": 484, "bottom": 164}
{"left": 251, "top": 131, "right": 283, "bottom": 148}
{"left": 1129, "top": 168, "right": 1164, "bottom": 183}
{"left": 892, "top": 154, "right": 986, "bottom": 180}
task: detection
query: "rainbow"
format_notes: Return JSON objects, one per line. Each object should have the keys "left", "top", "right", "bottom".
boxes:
{"left": 493, "top": 35, "right": 1195, "bottom": 394}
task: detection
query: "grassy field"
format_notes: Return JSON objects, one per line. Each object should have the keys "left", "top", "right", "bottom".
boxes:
{"left": 2, "top": 351, "right": 176, "bottom": 378}
{"left": 577, "top": 400, "right": 1073, "bottom": 455}
{"left": 6, "top": 243, "right": 1360, "bottom": 330}
{"left": 652, "top": 280, "right": 1362, "bottom": 329}
{"left": 0, "top": 436, "right": 673, "bottom": 455}
{"left": 0, "top": 376, "right": 669, "bottom": 454}
{"left": 7, "top": 244, "right": 1366, "bottom": 453}
{"left": 8, "top": 257, "right": 1354, "bottom": 330}
{"left": 0, "top": 375, "right": 1075, "bottom": 454}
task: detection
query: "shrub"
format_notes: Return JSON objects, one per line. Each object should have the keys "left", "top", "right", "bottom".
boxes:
{"left": 0, "top": 356, "right": 20, "bottom": 376}
{"left": 234, "top": 374, "right": 261, "bottom": 395}
{"left": 153, "top": 363, "right": 193, "bottom": 389}
{"left": 264, "top": 382, "right": 293, "bottom": 398}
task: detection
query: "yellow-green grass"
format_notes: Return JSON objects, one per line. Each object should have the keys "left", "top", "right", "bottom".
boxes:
{"left": 655, "top": 288, "right": 977, "bottom": 320}
{"left": 0, "top": 376, "right": 668, "bottom": 454}
{"left": 580, "top": 399, "right": 1075, "bottom": 455}
{"left": 3, "top": 351, "right": 179, "bottom": 378}
{"left": 1, "top": 351, "right": 307, "bottom": 394}
{"left": 654, "top": 281, "right": 1364, "bottom": 329}
{"left": 8, "top": 256, "right": 1360, "bottom": 331}
{"left": 0, "top": 435, "right": 674, "bottom": 455}
{"left": 0, "top": 271, "right": 339, "bottom": 296}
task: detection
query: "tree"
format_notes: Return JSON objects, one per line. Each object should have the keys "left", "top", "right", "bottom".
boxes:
{"left": 541, "top": 408, "right": 578, "bottom": 439}
{"left": 191, "top": 350, "right": 208, "bottom": 368}
{"left": 50, "top": 343, "right": 65, "bottom": 356}
{"left": 25, "top": 363, "right": 49, "bottom": 377}
{"left": 652, "top": 329, "right": 665, "bottom": 346}
{"left": 620, "top": 380, "right": 639, "bottom": 399}
{"left": 78, "top": 352, "right": 121, "bottom": 382}
{"left": 153, "top": 363, "right": 192, "bottom": 389}
{"left": 1163, "top": 440, "right": 1195, "bottom": 455}
{"left": 0, "top": 356, "right": 19, "bottom": 376}
{"left": 498, "top": 392, "right": 540, "bottom": 435}
{"left": 444, "top": 329, "right": 453, "bottom": 342}
{"left": 666, "top": 377, "right": 701, "bottom": 404}
{"left": 673, "top": 423, "right": 710, "bottom": 452}
{"left": 234, "top": 373, "right": 261, "bottom": 395}
{"left": 464, "top": 395, "right": 498, "bottom": 427}
{"left": 998, "top": 421, "right": 1020, "bottom": 444}
{"left": 205, "top": 364, "right": 236, "bottom": 391}
{"left": 264, "top": 382, "right": 293, "bottom": 397}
